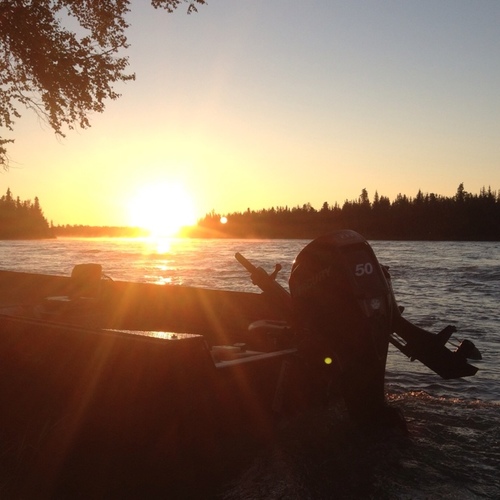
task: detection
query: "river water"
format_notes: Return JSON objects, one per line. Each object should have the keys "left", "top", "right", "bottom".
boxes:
{"left": 1, "top": 237, "right": 499, "bottom": 498}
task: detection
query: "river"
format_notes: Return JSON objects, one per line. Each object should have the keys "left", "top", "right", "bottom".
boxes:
{"left": 1, "top": 237, "right": 499, "bottom": 498}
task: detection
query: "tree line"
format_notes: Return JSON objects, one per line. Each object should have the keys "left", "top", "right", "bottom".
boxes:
{"left": 3, "top": 184, "right": 499, "bottom": 241}
{"left": 0, "top": 188, "right": 53, "bottom": 239}
{"left": 194, "top": 184, "right": 500, "bottom": 241}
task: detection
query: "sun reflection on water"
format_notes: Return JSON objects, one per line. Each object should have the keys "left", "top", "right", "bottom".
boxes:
{"left": 153, "top": 237, "right": 173, "bottom": 254}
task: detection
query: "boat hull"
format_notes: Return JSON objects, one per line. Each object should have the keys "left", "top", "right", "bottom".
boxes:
{"left": 0, "top": 268, "right": 282, "bottom": 342}
{"left": 0, "top": 312, "right": 315, "bottom": 496}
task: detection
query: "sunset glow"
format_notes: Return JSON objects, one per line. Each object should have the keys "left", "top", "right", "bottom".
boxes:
{"left": 4, "top": 3, "right": 500, "bottom": 227}
{"left": 128, "top": 183, "right": 197, "bottom": 237}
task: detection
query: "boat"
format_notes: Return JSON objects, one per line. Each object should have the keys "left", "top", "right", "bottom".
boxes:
{"left": 0, "top": 230, "right": 481, "bottom": 496}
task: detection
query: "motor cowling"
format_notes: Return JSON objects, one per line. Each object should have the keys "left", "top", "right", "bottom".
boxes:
{"left": 289, "top": 230, "right": 397, "bottom": 423}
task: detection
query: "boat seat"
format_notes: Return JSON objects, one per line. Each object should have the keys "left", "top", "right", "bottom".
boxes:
{"left": 68, "top": 263, "right": 103, "bottom": 299}
{"left": 40, "top": 264, "right": 103, "bottom": 321}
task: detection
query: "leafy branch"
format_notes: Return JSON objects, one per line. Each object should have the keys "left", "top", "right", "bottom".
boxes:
{"left": 0, "top": 0, "right": 206, "bottom": 168}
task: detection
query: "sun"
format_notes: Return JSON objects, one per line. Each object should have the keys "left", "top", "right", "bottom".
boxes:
{"left": 128, "top": 183, "right": 197, "bottom": 237}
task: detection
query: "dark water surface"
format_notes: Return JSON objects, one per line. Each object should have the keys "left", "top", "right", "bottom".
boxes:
{"left": 1, "top": 238, "right": 499, "bottom": 498}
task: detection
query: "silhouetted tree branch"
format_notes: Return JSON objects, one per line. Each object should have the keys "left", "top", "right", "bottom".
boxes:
{"left": 0, "top": 0, "right": 206, "bottom": 168}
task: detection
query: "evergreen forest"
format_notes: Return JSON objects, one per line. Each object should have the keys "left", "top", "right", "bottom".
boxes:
{"left": 3, "top": 184, "right": 500, "bottom": 241}
{"left": 195, "top": 184, "right": 500, "bottom": 241}
{"left": 0, "top": 188, "right": 53, "bottom": 239}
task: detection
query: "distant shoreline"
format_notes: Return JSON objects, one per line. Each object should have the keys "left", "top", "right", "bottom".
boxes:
{"left": 3, "top": 225, "right": 497, "bottom": 242}
{"left": 4, "top": 184, "right": 499, "bottom": 241}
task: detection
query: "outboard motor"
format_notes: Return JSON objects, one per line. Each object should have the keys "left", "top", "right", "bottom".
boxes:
{"left": 237, "top": 229, "right": 480, "bottom": 428}
{"left": 289, "top": 230, "right": 397, "bottom": 425}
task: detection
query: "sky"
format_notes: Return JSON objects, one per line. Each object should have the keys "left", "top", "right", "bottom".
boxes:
{"left": 3, "top": 0, "right": 500, "bottom": 227}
